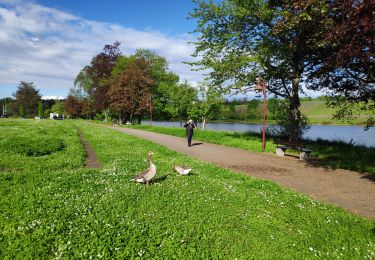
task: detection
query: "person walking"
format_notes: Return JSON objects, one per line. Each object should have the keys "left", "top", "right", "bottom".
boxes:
{"left": 184, "top": 119, "right": 196, "bottom": 147}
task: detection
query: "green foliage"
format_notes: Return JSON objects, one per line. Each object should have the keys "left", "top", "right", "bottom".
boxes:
{"left": 74, "top": 65, "right": 93, "bottom": 96}
{"left": 0, "top": 120, "right": 374, "bottom": 258}
{"left": 51, "top": 101, "right": 65, "bottom": 115}
{"left": 163, "top": 81, "right": 198, "bottom": 122}
{"left": 19, "top": 105, "right": 26, "bottom": 118}
{"left": 268, "top": 99, "right": 311, "bottom": 139}
{"left": 188, "top": 85, "right": 225, "bottom": 127}
{"left": 111, "top": 55, "right": 137, "bottom": 77}
{"left": 37, "top": 102, "right": 43, "bottom": 118}
{"left": 14, "top": 81, "right": 41, "bottom": 118}
{"left": 134, "top": 49, "right": 182, "bottom": 120}
{"left": 189, "top": 0, "right": 338, "bottom": 140}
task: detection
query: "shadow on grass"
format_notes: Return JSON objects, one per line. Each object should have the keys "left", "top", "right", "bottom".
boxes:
{"left": 150, "top": 174, "right": 169, "bottom": 184}
{"left": 305, "top": 138, "right": 375, "bottom": 176}
{"left": 228, "top": 131, "right": 375, "bottom": 176}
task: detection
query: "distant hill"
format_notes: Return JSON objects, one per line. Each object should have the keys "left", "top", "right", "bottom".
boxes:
{"left": 219, "top": 99, "right": 367, "bottom": 125}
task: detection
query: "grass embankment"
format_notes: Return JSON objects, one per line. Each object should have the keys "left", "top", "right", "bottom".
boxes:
{"left": 0, "top": 119, "right": 374, "bottom": 258}
{"left": 300, "top": 101, "right": 367, "bottom": 125}
{"left": 130, "top": 125, "right": 375, "bottom": 175}
{"left": 219, "top": 100, "right": 368, "bottom": 125}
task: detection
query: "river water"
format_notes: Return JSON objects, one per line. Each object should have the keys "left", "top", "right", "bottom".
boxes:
{"left": 143, "top": 121, "right": 375, "bottom": 148}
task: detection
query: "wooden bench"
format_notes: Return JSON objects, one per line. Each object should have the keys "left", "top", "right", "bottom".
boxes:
{"left": 274, "top": 139, "right": 312, "bottom": 160}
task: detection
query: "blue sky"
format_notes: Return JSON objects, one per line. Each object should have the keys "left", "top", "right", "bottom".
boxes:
{"left": 0, "top": 0, "right": 200, "bottom": 99}
{"left": 0, "top": 0, "right": 319, "bottom": 100}
{"left": 37, "top": 0, "right": 197, "bottom": 34}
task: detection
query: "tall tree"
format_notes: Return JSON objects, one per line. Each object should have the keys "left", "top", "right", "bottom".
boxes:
{"left": 73, "top": 65, "right": 92, "bottom": 98}
{"left": 308, "top": 0, "right": 374, "bottom": 98}
{"left": 13, "top": 81, "right": 41, "bottom": 117}
{"left": 65, "top": 95, "right": 84, "bottom": 119}
{"left": 190, "top": 0, "right": 334, "bottom": 140}
{"left": 305, "top": 0, "right": 375, "bottom": 128}
{"left": 134, "top": 49, "right": 180, "bottom": 120}
{"left": 164, "top": 81, "right": 198, "bottom": 126}
{"left": 108, "top": 57, "right": 154, "bottom": 124}
{"left": 51, "top": 101, "right": 65, "bottom": 116}
{"left": 37, "top": 102, "right": 43, "bottom": 118}
{"left": 85, "top": 41, "right": 122, "bottom": 120}
{"left": 188, "top": 85, "right": 225, "bottom": 130}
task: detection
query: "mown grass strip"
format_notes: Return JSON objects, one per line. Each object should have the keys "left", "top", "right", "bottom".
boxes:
{"left": 0, "top": 119, "right": 374, "bottom": 259}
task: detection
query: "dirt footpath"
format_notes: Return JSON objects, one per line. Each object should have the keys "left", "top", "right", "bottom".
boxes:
{"left": 108, "top": 126, "right": 375, "bottom": 220}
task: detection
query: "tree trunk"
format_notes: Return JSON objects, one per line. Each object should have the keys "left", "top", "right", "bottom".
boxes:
{"left": 129, "top": 113, "right": 133, "bottom": 125}
{"left": 201, "top": 115, "right": 206, "bottom": 130}
{"left": 118, "top": 113, "right": 123, "bottom": 125}
{"left": 288, "top": 77, "right": 302, "bottom": 142}
{"left": 137, "top": 114, "right": 142, "bottom": 124}
{"left": 124, "top": 113, "right": 129, "bottom": 125}
{"left": 104, "top": 109, "right": 109, "bottom": 123}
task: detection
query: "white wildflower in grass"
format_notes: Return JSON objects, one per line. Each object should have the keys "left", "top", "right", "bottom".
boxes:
{"left": 138, "top": 249, "right": 145, "bottom": 257}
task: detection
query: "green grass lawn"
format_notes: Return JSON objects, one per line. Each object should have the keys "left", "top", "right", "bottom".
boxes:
{"left": 129, "top": 125, "right": 375, "bottom": 175}
{"left": 0, "top": 119, "right": 374, "bottom": 258}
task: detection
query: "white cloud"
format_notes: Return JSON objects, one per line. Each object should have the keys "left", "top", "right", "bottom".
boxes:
{"left": 41, "top": 95, "right": 65, "bottom": 100}
{"left": 0, "top": 1, "right": 202, "bottom": 97}
{"left": 0, "top": 0, "right": 323, "bottom": 100}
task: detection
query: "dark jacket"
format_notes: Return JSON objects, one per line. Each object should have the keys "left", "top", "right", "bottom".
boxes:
{"left": 184, "top": 122, "right": 194, "bottom": 136}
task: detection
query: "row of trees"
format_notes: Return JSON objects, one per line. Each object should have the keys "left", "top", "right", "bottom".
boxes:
{"left": 4, "top": 1, "right": 373, "bottom": 140}
{"left": 66, "top": 42, "right": 225, "bottom": 128}
{"left": 0, "top": 82, "right": 64, "bottom": 118}
{"left": 190, "top": 0, "right": 374, "bottom": 140}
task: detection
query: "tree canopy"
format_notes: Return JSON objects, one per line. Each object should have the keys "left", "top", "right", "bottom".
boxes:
{"left": 190, "top": 0, "right": 374, "bottom": 137}
{"left": 109, "top": 57, "right": 154, "bottom": 123}
{"left": 13, "top": 81, "right": 41, "bottom": 118}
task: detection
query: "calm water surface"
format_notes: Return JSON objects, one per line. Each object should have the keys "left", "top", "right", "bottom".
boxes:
{"left": 144, "top": 121, "right": 375, "bottom": 147}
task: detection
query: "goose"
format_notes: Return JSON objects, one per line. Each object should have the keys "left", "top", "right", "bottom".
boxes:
{"left": 133, "top": 152, "right": 156, "bottom": 184}
{"left": 173, "top": 165, "right": 192, "bottom": 176}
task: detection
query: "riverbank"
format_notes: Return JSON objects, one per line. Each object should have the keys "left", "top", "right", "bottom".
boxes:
{"left": 130, "top": 124, "right": 375, "bottom": 175}
{"left": 201, "top": 117, "right": 367, "bottom": 126}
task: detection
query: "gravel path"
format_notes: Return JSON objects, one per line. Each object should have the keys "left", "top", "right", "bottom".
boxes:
{"left": 107, "top": 126, "right": 375, "bottom": 219}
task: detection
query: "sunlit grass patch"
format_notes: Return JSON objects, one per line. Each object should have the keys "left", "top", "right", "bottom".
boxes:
{"left": 0, "top": 120, "right": 374, "bottom": 258}
{"left": 0, "top": 119, "right": 85, "bottom": 172}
